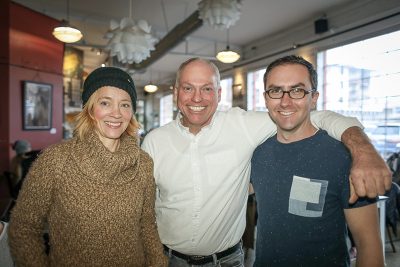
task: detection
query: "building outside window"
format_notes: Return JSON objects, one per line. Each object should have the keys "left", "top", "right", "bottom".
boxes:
{"left": 318, "top": 30, "right": 400, "bottom": 158}
{"left": 218, "top": 77, "right": 233, "bottom": 111}
{"left": 245, "top": 30, "right": 400, "bottom": 158}
{"left": 159, "top": 94, "right": 173, "bottom": 126}
{"left": 247, "top": 69, "right": 266, "bottom": 111}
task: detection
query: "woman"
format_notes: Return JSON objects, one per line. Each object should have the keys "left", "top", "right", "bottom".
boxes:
{"left": 9, "top": 67, "right": 167, "bottom": 267}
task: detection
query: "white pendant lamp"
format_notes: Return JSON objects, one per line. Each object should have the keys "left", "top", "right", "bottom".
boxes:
{"left": 198, "top": 0, "right": 242, "bottom": 30}
{"left": 144, "top": 84, "right": 158, "bottom": 93}
{"left": 52, "top": 0, "right": 83, "bottom": 43}
{"left": 216, "top": 49, "right": 240, "bottom": 63}
{"left": 105, "top": 0, "right": 157, "bottom": 64}
{"left": 216, "top": 28, "right": 240, "bottom": 63}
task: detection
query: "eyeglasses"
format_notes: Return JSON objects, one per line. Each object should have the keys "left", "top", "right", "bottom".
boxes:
{"left": 264, "top": 87, "right": 315, "bottom": 99}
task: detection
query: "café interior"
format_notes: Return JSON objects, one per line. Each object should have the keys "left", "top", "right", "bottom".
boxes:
{"left": 1, "top": 0, "right": 400, "bottom": 266}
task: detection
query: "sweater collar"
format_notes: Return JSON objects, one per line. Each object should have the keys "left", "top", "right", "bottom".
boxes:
{"left": 71, "top": 132, "right": 140, "bottom": 185}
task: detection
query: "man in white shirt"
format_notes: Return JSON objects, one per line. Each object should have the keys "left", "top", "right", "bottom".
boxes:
{"left": 141, "top": 57, "right": 391, "bottom": 267}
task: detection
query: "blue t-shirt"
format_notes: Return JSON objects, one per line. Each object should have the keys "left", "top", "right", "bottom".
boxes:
{"left": 250, "top": 130, "right": 376, "bottom": 267}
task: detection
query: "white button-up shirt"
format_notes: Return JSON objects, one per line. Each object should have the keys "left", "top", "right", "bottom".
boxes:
{"left": 141, "top": 108, "right": 362, "bottom": 255}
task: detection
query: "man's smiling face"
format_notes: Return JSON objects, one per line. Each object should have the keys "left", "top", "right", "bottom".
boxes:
{"left": 174, "top": 60, "right": 221, "bottom": 134}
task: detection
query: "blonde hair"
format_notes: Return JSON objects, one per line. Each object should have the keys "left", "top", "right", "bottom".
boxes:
{"left": 74, "top": 90, "right": 140, "bottom": 140}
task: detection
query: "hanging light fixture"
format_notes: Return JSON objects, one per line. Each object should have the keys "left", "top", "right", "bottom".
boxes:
{"left": 216, "top": 28, "right": 240, "bottom": 63}
{"left": 52, "top": 0, "right": 83, "bottom": 43}
{"left": 144, "top": 69, "right": 158, "bottom": 93}
{"left": 198, "top": 0, "right": 242, "bottom": 30}
{"left": 216, "top": 49, "right": 240, "bottom": 63}
{"left": 144, "top": 83, "right": 158, "bottom": 93}
{"left": 105, "top": 0, "right": 157, "bottom": 64}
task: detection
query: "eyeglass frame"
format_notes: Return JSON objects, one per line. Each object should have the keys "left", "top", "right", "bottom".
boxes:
{"left": 263, "top": 87, "right": 317, "bottom": 99}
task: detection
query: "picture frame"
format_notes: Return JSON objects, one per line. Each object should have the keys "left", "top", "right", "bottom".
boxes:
{"left": 22, "top": 81, "right": 53, "bottom": 130}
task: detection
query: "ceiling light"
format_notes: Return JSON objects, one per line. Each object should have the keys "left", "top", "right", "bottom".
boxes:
{"left": 216, "top": 48, "right": 240, "bottom": 63}
{"left": 144, "top": 84, "right": 158, "bottom": 93}
{"left": 105, "top": 0, "right": 157, "bottom": 64}
{"left": 198, "top": 0, "right": 242, "bottom": 30}
{"left": 53, "top": 21, "right": 83, "bottom": 43}
{"left": 216, "top": 28, "right": 240, "bottom": 63}
{"left": 52, "top": 0, "right": 83, "bottom": 43}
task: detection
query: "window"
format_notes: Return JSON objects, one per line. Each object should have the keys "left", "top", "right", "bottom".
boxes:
{"left": 218, "top": 78, "right": 233, "bottom": 111}
{"left": 159, "top": 94, "right": 173, "bottom": 126}
{"left": 318, "top": 30, "right": 400, "bottom": 158}
{"left": 247, "top": 68, "right": 266, "bottom": 111}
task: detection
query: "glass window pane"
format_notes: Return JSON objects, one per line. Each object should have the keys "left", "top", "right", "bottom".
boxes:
{"left": 160, "top": 94, "right": 173, "bottom": 126}
{"left": 247, "top": 68, "right": 266, "bottom": 111}
{"left": 218, "top": 78, "right": 233, "bottom": 111}
{"left": 318, "top": 30, "right": 400, "bottom": 158}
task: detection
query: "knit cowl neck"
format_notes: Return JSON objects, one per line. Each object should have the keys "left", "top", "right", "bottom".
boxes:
{"left": 71, "top": 131, "right": 141, "bottom": 185}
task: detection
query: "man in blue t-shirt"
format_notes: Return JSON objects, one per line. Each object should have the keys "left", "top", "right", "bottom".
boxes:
{"left": 250, "top": 55, "right": 383, "bottom": 267}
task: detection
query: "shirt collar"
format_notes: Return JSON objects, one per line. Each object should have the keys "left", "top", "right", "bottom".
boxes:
{"left": 175, "top": 111, "right": 219, "bottom": 136}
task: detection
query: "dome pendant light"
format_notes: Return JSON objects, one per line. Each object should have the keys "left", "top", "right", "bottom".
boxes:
{"left": 52, "top": 0, "right": 83, "bottom": 43}
{"left": 144, "top": 69, "right": 158, "bottom": 93}
{"left": 216, "top": 28, "right": 240, "bottom": 63}
{"left": 144, "top": 84, "right": 158, "bottom": 93}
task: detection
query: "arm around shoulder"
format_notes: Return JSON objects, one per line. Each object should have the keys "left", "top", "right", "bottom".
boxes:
{"left": 310, "top": 110, "right": 363, "bottom": 140}
{"left": 341, "top": 127, "right": 392, "bottom": 202}
{"left": 310, "top": 110, "right": 392, "bottom": 201}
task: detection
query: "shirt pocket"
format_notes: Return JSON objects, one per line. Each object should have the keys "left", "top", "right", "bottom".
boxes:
{"left": 288, "top": 175, "right": 328, "bottom": 217}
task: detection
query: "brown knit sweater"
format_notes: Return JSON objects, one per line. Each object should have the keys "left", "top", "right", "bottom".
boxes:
{"left": 9, "top": 132, "right": 167, "bottom": 267}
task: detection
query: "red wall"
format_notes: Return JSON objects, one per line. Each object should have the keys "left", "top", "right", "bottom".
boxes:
{"left": 0, "top": 1, "right": 64, "bottom": 172}
{"left": 0, "top": 0, "right": 11, "bottom": 173}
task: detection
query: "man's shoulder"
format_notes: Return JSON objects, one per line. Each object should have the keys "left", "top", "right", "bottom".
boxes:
{"left": 142, "top": 121, "right": 177, "bottom": 148}
{"left": 316, "top": 130, "right": 348, "bottom": 153}
{"left": 147, "top": 121, "right": 176, "bottom": 137}
{"left": 221, "top": 107, "right": 263, "bottom": 116}
{"left": 217, "top": 107, "right": 268, "bottom": 127}
{"left": 254, "top": 136, "right": 276, "bottom": 152}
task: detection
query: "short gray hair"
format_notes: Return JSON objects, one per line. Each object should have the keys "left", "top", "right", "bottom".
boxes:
{"left": 175, "top": 57, "right": 221, "bottom": 88}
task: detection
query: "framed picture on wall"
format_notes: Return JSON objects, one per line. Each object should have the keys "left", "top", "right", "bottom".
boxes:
{"left": 22, "top": 81, "right": 53, "bottom": 130}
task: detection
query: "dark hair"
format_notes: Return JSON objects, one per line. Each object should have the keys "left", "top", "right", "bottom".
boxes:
{"left": 263, "top": 55, "right": 318, "bottom": 90}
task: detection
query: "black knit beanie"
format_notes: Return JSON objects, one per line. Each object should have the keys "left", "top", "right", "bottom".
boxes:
{"left": 82, "top": 67, "right": 137, "bottom": 111}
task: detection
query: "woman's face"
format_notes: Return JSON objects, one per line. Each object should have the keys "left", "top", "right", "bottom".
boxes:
{"left": 91, "top": 86, "right": 133, "bottom": 149}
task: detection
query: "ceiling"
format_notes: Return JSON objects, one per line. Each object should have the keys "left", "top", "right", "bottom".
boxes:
{"left": 13, "top": 0, "right": 353, "bottom": 91}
